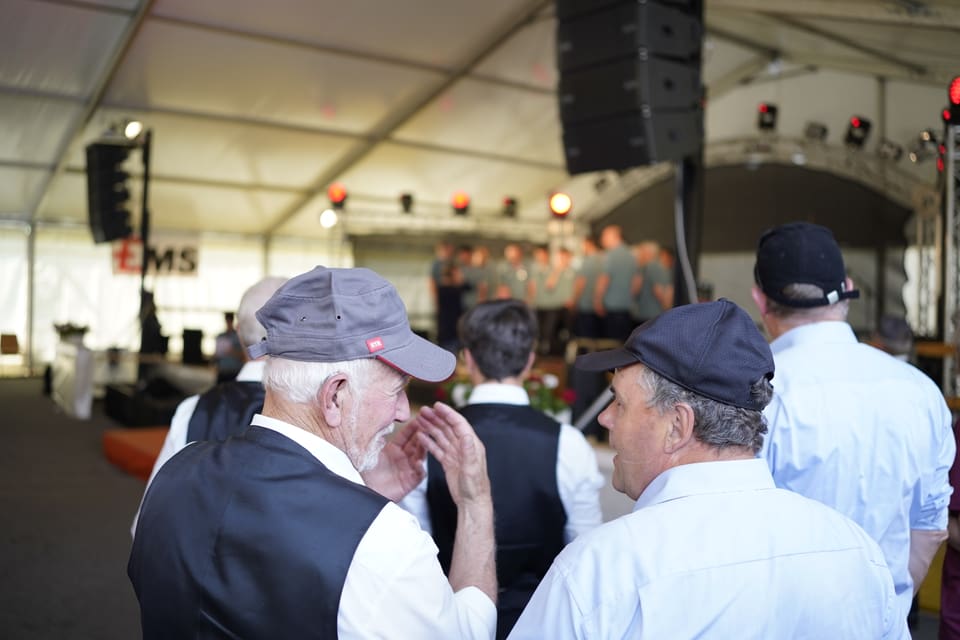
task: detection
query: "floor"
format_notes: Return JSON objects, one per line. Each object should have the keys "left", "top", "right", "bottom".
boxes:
{"left": 0, "top": 377, "right": 944, "bottom": 638}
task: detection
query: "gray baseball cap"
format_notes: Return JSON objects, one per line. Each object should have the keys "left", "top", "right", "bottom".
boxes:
{"left": 247, "top": 266, "right": 456, "bottom": 382}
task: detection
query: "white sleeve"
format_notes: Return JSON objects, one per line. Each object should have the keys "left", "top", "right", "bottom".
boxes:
{"left": 340, "top": 503, "right": 496, "bottom": 640}
{"left": 130, "top": 394, "right": 198, "bottom": 537}
{"left": 557, "top": 425, "right": 604, "bottom": 543}
{"left": 396, "top": 460, "right": 432, "bottom": 535}
{"left": 508, "top": 556, "right": 586, "bottom": 640}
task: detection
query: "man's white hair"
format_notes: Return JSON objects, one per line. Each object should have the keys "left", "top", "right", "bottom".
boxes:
{"left": 262, "top": 357, "right": 385, "bottom": 405}
{"left": 236, "top": 276, "right": 287, "bottom": 349}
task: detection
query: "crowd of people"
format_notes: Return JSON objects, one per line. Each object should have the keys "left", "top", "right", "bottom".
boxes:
{"left": 127, "top": 221, "right": 958, "bottom": 639}
{"left": 429, "top": 224, "right": 676, "bottom": 357}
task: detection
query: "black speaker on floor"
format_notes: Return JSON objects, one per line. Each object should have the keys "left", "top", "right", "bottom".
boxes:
{"left": 182, "top": 329, "right": 205, "bottom": 366}
{"left": 556, "top": 0, "right": 704, "bottom": 174}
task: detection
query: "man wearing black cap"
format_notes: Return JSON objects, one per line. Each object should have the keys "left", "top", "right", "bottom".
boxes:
{"left": 509, "top": 300, "right": 906, "bottom": 639}
{"left": 129, "top": 266, "right": 498, "bottom": 639}
{"left": 752, "top": 221, "right": 954, "bottom": 622}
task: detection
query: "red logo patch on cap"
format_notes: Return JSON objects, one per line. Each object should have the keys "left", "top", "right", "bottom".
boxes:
{"left": 366, "top": 337, "right": 385, "bottom": 353}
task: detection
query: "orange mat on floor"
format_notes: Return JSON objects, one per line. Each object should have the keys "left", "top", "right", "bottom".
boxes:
{"left": 102, "top": 427, "right": 168, "bottom": 482}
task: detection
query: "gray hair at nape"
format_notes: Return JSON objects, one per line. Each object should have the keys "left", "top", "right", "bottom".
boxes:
{"left": 262, "top": 357, "right": 387, "bottom": 405}
{"left": 764, "top": 283, "right": 849, "bottom": 323}
{"left": 633, "top": 365, "right": 773, "bottom": 455}
{"left": 237, "top": 276, "right": 288, "bottom": 349}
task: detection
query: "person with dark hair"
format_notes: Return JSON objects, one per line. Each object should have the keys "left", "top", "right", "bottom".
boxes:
{"left": 401, "top": 299, "right": 602, "bottom": 639}
{"left": 751, "top": 222, "right": 954, "bottom": 624}
{"left": 213, "top": 311, "right": 244, "bottom": 383}
{"left": 130, "top": 266, "right": 498, "bottom": 639}
{"left": 510, "top": 300, "right": 906, "bottom": 639}
{"left": 593, "top": 225, "right": 638, "bottom": 341}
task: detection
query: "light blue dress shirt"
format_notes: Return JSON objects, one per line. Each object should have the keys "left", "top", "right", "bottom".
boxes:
{"left": 509, "top": 459, "right": 906, "bottom": 640}
{"left": 761, "top": 321, "right": 955, "bottom": 619}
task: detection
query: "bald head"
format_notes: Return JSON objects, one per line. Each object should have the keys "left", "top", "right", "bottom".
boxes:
{"left": 237, "top": 276, "right": 288, "bottom": 350}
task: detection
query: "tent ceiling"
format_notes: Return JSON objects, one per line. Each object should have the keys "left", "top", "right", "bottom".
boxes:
{"left": 2, "top": 0, "right": 958, "bottom": 239}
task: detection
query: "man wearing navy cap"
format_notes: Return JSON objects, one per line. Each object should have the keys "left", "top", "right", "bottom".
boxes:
{"left": 751, "top": 221, "right": 954, "bottom": 622}
{"left": 509, "top": 299, "right": 907, "bottom": 639}
{"left": 129, "top": 266, "right": 498, "bottom": 639}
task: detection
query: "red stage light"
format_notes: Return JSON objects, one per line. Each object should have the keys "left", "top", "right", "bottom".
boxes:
{"left": 938, "top": 156, "right": 945, "bottom": 172}
{"left": 327, "top": 182, "right": 347, "bottom": 207}
{"left": 950, "top": 76, "right": 960, "bottom": 106}
{"left": 850, "top": 117, "right": 861, "bottom": 128}
{"left": 451, "top": 191, "right": 470, "bottom": 214}
{"left": 944, "top": 108, "right": 952, "bottom": 122}
{"left": 758, "top": 103, "right": 768, "bottom": 113}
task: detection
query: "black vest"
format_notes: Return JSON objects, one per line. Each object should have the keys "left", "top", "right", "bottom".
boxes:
{"left": 427, "top": 402, "right": 566, "bottom": 640}
{"left": 186, "top": 380, "right": 265, "bottom": 444}
{"left": 129, "top": 426, "right": 388, "bottom": 639}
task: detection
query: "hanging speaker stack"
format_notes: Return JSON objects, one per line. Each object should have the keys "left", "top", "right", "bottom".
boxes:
{"left": 556, "top": 0, "right": 704, "bottom": 174}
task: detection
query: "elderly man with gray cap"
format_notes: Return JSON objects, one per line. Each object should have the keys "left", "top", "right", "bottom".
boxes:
{"left": 751, "top": 222, "right": 954, "bottom": 623}
{"left": 129, "top": 266, "right": 497, "bottom": 639}
{"left": 509, "top": 299, "right": 907, "bottom": 639}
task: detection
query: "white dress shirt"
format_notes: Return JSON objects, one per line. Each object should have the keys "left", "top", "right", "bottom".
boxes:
{"left": 252, "top": 414, "right": 497, "bottom": 640}
{"left": 761, "top": 321, "right": 955, "bottom": 618}
{"left": 399, "top": 382, "right": 604, "bottom": 543}
{"left": 509, "top": 459, "right": 908, "bottom": 640}
{"left": 131, "top": 361, "right": 265, "bottom": 536}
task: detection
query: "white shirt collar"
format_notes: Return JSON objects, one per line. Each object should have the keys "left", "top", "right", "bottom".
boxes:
{"left": 634, "top": 458, "right": 775, "bottom": 512}
{"left": 249, "top": 413, "right": 365, "bottom": 486}
{"left": 769, "top": 321, "right": 857, "bottom": 355}
{"left": 467, "top": 382, "right": 529, "bottom": 406}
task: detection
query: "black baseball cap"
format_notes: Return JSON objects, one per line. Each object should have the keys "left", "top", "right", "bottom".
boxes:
{"left": 754, "top": 222, "right": 860, "bottom": 308}
{"left": 248, "top": 266, "right": 456, "bottom": 382}
{"left": 575, "top": 299, "right": 774, "bottom": 411}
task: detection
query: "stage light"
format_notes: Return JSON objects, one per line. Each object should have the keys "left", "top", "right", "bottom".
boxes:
{"left": 399, "top": 193, "right": 413, "bottom": 214}
{"left": 549, "top": 192, "right": 572, "bottom": 218}
{"left": 502, "top": 197, "right": 517, "bottom": 218}
{"left": 327, "top": 182, "right": 347, "bottom": 209}
{"left": 944, "top": 107, "right": 953, "bottom": 124}
{"left": 804, "top": 121, "right": 828, "bottom": 142}
{"left": 844, "top": 116, "right": 872, "bottom": 148}
{"left": 757, "top": 103, "right": 778, "bottom": 131}
{"left": 949, "top": 77, "right": 960, "bottom": 122}
{"left": 909, "top": 130, "right": 940, "bottom": 163}
{"left": 451, "top": 191, "right": 470, "bottom": 215}
{"left": 123, "top": 120, "right": 144, "bottom": 140}
{"left": 319, "top": 208, "right": 338, "bottom": 228}
{"left": 877, "top": 139, "right": 903, "bottom": 162}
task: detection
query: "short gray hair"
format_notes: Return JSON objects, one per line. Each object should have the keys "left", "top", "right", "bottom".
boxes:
{"left": 237, "top": 277, "right": 287, "bottom": 349}
{"left": 764, "top": 283, "right": 849, "bottom": 323}
{"left": 636, "top": 366, "right": 772, "bottom": 454}
{"left": 263, "top": 357, "right": 385, "bottom": 405}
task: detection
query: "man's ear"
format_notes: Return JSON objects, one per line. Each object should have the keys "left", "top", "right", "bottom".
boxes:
{"left": 664, "top": 402, "right": 695, "bottom": 454}
{"left": 319, "top": 373, "right": 349, "bottom": 428}
{"left": 750, "top": 285, "right": 768, "bottom": 315}
{"left": 520, "top": 351, "right": 536, "bottom": 378}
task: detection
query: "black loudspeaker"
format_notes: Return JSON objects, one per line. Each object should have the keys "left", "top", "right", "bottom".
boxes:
{"left": 86, "top": 143, "right": 133, "bottom": 244}
{"left": 556, "top": 0, "right": 704, "bottom": 174}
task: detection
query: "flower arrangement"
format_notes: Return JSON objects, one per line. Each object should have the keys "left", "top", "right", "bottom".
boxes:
{"left": 437, "top": 372, "right": 576, "bottom": 421}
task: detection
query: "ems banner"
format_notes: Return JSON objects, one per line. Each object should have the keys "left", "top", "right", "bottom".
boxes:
{"left": 111, "top": 234, "right": 199, "bottom": 277}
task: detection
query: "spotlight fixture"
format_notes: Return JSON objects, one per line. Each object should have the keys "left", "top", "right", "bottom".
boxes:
{"left": 938, "top": 144, "right": 947, "bottom": 173}
{"left": 502, "top": 197, "right": 517, "bottom": 218}
{"left": 757, "top": 103, "right": 778, "bottom": 131}
{"left": 451, "top": 191, "right": 470, "bottom": 215}
{"left": 943, "top": 107, "right": 953, "bottom": 125}
{"left": 844, "top": 116, "right": 872, "bottom": 149}
{"left": 908, "top": 130, "right": 939, "bottom": 163}
{"left": 399, "top": 192, "right": 414, "bottom": 214}
{"left": 877, "top": 139, "right": 903, "bottom": 162}
{"left": 549, "top": 192, "right": 572, "bottom": 219}
{"left": 803, "top": 121, "right": 828, "bottom": 142}
{"left": 327, "top": 182, "right": 348, "bottom": 210}
{"left": 123, "top": 120, "right": 144, "bottom": 140}
{"left": 319, "top": 208, "right": 338, "bottom": 229}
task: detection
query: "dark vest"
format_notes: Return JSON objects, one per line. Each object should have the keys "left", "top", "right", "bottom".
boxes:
{"left": 186, "top": 380, "right": 265, "bottom": 444}
{"left": 129, "top": 426, "right": 388, "bottom": 639}
{"left": 427, "top": 402, "right": 566, "bottom": 640}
